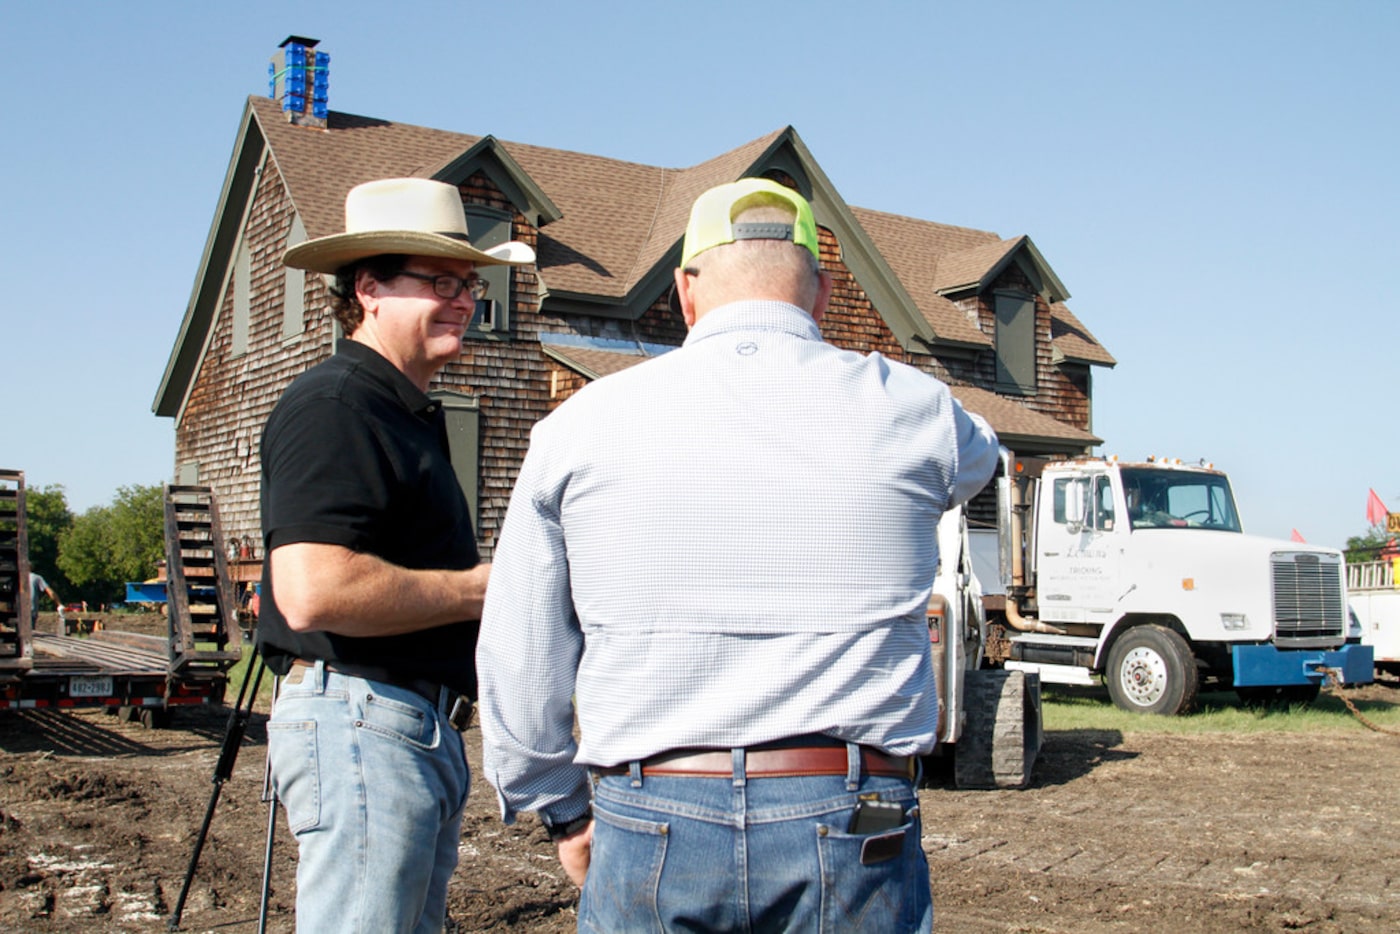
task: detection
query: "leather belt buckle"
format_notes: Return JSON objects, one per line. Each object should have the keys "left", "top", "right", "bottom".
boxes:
{"left": 447, "top": 694, "right": 473, "bottom": 732}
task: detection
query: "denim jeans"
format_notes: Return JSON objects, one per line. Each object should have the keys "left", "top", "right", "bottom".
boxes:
{"left": 581, "top": 747, "right": 932, "bottom": 933}
{"left": 266, "top": 661, "right": 469, "bottom": 934}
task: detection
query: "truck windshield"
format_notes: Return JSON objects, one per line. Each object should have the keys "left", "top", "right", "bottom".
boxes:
{"left": 1121, "top": 467, "right": 1242, "bottom": 532}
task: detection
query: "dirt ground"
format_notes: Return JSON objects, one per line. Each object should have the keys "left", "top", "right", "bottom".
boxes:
{"left": 3, "top": 617, "right": 1398, "bottom": 932}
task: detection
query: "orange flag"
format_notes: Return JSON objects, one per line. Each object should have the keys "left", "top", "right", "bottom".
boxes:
{"left": 1368, "top": 489, "right": 1389, "bottom": 527}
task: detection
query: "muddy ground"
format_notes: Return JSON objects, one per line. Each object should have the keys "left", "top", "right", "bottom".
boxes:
{"left": 3, "top": 616, "right": 1398, "bottom": 932}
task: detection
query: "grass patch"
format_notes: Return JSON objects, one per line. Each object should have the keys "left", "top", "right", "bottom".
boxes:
{"left": 223, "top": 640, "right": 278, "bottom": 710}
{"left": 1042, "top": 682, "right": 1400, "bottom": 734}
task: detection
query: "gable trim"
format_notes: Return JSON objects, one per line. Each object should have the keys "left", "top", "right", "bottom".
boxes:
{"left": 433, "top": 136, "right": 563, "bottom": 229}
{"left": 154, "top": 103, "right": 268, "bottom": 419}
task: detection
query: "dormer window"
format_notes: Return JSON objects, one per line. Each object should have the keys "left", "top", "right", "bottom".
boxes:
{"left": 464, "top": 205, "right": 514, "bottom": 338}
{"left": 994, "top": 289, "right": 1036, "bottom": 394}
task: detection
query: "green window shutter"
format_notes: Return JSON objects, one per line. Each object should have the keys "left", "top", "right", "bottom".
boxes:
{"left": 995, "top": 291, "right": 1035, "bottom": 394}
{"left": 430, "top": 391, "right": 481, "bottom": 534}
{"left": 464, "top": 206, "right": 513, "bottom": 336}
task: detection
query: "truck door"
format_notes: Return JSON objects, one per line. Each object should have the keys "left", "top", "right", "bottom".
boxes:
{"left": 1036, "top": 472, "right": 1119, "bottom": 623}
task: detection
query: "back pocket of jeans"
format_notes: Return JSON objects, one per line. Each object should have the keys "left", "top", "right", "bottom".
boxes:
{"left": 267, "top": 719, "right": 320, "bottom": 834}
{"left": 816, "top": 815, "right": 926, "bottom": 931}
{"left": 580, "top": 806, "right": 669, "bottom": 933}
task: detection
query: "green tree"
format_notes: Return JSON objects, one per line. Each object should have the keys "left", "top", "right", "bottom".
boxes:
{"left": 57, "top": 484, "right": 166, "bottom": 607}
{"left": 107, "top": 485, "right": 166, "bottom": 584}
{"left": 25, "top": 484, "right": 75, "bottom": 597}
{"left": 1344, "top": 525, "right": 1395, "bottom": 563}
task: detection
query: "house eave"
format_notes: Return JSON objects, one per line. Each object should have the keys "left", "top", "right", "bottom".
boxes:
{"left": 153, "top": 103, "right": 266, "bottom": 419}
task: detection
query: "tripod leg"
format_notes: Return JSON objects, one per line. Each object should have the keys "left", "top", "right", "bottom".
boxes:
{"left": 258, "top": 674, "right": 281, "bottom": 934}
{"left": 258, "top": 789, "right": 278, "bottom": 934}
{"left": 167, "top": 645, "right": 267, "bottom": 931}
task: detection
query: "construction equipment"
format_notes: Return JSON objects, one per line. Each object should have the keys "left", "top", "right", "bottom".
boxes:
{"left": 0, "top": 473, "right": 236, "bottom": 726}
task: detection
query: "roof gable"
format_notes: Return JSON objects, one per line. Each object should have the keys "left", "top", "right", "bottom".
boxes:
{"left": 156, "top": 99, "right": 1114, "bottom": 420}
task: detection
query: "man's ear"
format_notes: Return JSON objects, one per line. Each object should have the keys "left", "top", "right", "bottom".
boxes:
{"left": 674, "top": 266, "right": 698, "bottom": 328}
{"left": 355, "top": 269, "right": 380, "bottom": 313}
{"left": 809, "top": 270, "right": 833, "bottom": 325}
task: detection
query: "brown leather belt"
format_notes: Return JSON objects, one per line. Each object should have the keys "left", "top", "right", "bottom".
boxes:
{"left": 287, "top": 658, "right": 473, "bottom": 732}
{"left": 596, "top": 745, "right": 914, "bottom": 780}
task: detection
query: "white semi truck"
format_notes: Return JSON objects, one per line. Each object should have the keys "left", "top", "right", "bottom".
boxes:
{"left": 966, "top": 450, "right": 1374, "bottom": 715}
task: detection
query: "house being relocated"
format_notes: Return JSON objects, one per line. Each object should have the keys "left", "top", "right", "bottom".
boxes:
{"left": 154, "top": 38, "right": 1114, "bottom": 563}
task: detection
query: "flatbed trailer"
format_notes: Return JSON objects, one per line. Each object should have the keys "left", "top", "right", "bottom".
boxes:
{"left": 0, "top": 472, "right": 236, "bottom": 727}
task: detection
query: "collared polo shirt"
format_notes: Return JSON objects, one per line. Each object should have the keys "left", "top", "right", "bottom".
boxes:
{"left": 256, "top": 339, "right": 481, "bottom": 693}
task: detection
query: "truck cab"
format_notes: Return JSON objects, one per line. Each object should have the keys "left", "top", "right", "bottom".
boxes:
{"left": 992, "top": 454, "right": 1373, "bottom": 714}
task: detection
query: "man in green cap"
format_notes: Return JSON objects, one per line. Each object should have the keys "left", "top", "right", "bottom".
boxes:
{"left": 478, "top": 178, "right": 997, "bottom": 932}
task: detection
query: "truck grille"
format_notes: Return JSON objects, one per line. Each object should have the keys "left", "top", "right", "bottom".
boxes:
{"left": 1271, "top": 552, "right": 1344, "bottom": 646}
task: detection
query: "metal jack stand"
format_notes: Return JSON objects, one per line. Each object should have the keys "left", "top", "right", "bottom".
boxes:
{"left": 168, "top": 644, "right": 273, "bottom": 931}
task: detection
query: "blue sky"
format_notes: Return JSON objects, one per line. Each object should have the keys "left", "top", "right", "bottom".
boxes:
{"left": 2, "top": 1, "right": 1396, "bottom": 549}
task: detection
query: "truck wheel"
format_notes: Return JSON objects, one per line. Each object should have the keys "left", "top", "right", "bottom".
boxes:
{"left": 139, "top": 707, "right": 172, "bottom": 729}
{"left": 953, "top": 669, "right": 1043, "bottom": 789}
{"left": 1106, "top": 625, "right": 1199, "bottom": 716}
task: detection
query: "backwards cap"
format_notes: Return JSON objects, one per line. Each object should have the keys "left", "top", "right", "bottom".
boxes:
{"left": 679, "top": 178, "right": 820, "bottom": 268}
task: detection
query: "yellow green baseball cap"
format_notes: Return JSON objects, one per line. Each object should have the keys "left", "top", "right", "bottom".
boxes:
{"left": 680, "top": 178, "right": 820, "bottom": 267}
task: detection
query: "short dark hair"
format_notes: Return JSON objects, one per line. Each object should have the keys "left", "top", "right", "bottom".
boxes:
{"left": 328, "top": 254, "right": 409, "bottom": 334}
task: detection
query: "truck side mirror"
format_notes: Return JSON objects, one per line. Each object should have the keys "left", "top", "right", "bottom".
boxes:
{"left": 1064, "top": 479, "right": 1087, "bottom": 534}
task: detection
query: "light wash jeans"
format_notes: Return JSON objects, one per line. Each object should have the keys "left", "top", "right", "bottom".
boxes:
{"left": 266, "top": 661, "right": 469, "bottom": 933}
{"left": 581, "top": 747, "right": 932, "bottom": 933}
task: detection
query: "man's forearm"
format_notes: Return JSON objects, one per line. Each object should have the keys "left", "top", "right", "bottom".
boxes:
{"left": 271, "top": 542, "right": 489, "bottom": 636}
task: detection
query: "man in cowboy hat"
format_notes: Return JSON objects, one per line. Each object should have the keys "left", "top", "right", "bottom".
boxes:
{"left": 256, "top": 177, "right": 534, "bottom": 932}
{"left": 477, "top": 178, "right": 995, "bottom": 931}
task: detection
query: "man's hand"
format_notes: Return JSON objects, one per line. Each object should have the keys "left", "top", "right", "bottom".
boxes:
{"left": 556, "top": 820, "right": 593, "bottom": 887}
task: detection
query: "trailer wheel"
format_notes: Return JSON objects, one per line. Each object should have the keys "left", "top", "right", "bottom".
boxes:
{"left": 139, "top": 707, "right": 172, "bottom": 729}
{"left": 1106, "top": 625, "right": 1198, "bottom": 715}
{"left": 953, "top": 669, "right": 1043, "bottom": 789}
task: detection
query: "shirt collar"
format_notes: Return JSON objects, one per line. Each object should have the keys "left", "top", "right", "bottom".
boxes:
{"left": 683, "top": 300, "right": 823, "bottom": 348}
{"left": 335, "top": 339, "right": 439, "bottom": 417}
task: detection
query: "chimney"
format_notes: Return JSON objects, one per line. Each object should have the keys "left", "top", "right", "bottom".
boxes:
{"left": 268, "top": 36, "right": 329, "bottom": 128}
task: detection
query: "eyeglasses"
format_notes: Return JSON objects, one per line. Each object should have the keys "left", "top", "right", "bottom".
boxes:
{"left": 398, "top": 270, "right": 489, "bottom": 301}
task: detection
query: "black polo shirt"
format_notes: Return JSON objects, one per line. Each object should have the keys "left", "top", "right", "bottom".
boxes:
{"left": 255, "top": 339, "right": 481, "bottom": 694}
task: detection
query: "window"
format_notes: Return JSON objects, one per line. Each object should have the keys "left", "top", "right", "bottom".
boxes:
{"left": 464, "top": 206, "right": 514, "bottom": 337}
{"left": 994, "top": 290, "right": 1035, "bottom": 394}
{"left": 1122, "top": 468, "right": 1242, "bottom": 532}
{"left": 283, "top": 215, "right": 307, "bottom": 339}
{"left": 1094, "top": 475, "right": 1115, "bottom": 530}
{"left": 230, "top": 240, "right": 250, "bottom": 357}
{"left": 430, "top": 391, "right": 481, "bottom": 533}
{"left": 1052, "top": 476, "right": 1112, "bottom": 531}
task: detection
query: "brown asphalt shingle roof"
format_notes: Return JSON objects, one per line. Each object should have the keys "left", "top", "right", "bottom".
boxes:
{"left": 952, "top": 385, "right": 1100, "bottom": 445}
{"left": 252, "top": 96, "right": 1111, "bottom": 362}
{"left": 541, "top": 344, "right": 661, "bottom": 380}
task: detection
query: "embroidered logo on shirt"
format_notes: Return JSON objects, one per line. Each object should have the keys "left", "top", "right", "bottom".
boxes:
{"left": 736, "top": 341, "right": 758, "bottom": 356}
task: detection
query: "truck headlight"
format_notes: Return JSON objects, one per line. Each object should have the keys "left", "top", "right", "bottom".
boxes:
{"left": 1220, "top": 613, "right": 1248, "bottom": 631}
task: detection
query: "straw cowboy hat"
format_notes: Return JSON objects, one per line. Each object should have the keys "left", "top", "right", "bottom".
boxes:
{"left": 284, "top": 177, "right": 536, "bottom": 274}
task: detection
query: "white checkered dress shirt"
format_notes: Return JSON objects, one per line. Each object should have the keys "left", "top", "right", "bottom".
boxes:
{"left": 477, "top": 301, "right": 998, "bottom": 824}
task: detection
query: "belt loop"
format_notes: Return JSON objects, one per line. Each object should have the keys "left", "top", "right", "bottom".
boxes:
{"left": 312, "top": 659, "right": 327, "bottom": 696}
{"left": 628, "top": 760, "right": 643, "bottom": 788}
{"left": 437, "top": 685, "right": 450, "bottom": 716}
{"left": 844, "top": 742, "right": 861, "bottom": 791}
{"left": 731, "top": 748, "right": 746, "bottom": 788}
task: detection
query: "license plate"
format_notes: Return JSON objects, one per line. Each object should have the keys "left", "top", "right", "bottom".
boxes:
{"left": 69, "top": 676, "right": 114, "bottom": 697}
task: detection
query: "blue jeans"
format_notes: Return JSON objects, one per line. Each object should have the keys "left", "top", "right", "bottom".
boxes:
{"left": 581, "top": 747, "right": 932, "bottom": 933}
{"left": 266, "top": 661, "right": 469, "bottom": 933}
